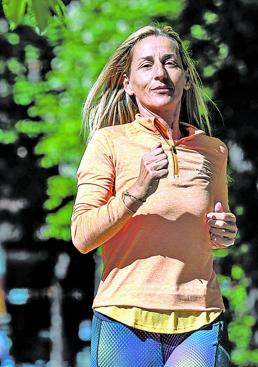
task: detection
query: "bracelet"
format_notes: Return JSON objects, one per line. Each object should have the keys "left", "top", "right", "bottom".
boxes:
{"left": 122, "top": 190, "right": 146, "bottom": 204}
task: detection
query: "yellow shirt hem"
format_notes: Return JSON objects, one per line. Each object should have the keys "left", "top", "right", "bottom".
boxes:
{"left": 94, "top": 306, "right": 223, "bottom": 334}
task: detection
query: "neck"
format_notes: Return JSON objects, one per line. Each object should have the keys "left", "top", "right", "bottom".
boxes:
{"left": 138, "top": 103, "right": 182, "bottom": 140}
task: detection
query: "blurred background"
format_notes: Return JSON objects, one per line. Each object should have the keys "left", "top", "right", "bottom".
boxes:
{"left": 0, "top": 0, "right": 257, "bottom": 366}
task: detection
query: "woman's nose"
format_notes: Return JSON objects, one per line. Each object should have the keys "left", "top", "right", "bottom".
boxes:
{"left": 153, "top": 63, "right": 167, "bottom": 79}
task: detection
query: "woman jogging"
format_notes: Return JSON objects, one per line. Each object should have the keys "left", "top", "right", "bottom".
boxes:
{"left": 71, "top": 25, "right": 237, "bottom": 366}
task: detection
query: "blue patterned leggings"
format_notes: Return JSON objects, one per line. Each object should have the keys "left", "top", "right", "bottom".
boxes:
{"left": 90, "top": 311, "right": 230, "bottom": 367}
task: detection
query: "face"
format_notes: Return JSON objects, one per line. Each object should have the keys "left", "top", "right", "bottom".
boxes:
{"left": 123, "top": 35, "right": 189, "bottom": 115}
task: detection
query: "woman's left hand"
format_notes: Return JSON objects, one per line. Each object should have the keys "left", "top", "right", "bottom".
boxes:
{"left": 207, "top": 202, "right": 238, "bottom": 248}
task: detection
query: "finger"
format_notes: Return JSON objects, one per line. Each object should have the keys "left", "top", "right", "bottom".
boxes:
{"left": 151, "top": 142, "right": 162, "bottom": 151}
{"left": 153, "top": 168, "right": 169, "bottom": 178}
{"left": 152, "top": 148, "right": 165, "bottom": 156}
{"left": 147, "top": 152, "right": 167, "bottom": 166}
{"left": 209, "top": 227, "right": 236, "bottom": 239}
{"left": 210, "top": 234, "right": 235, "bottom": 246}
{"left": 212, "top": 240, "right": 234, "bottom": 248}
{"left": 153, "top": 159, "right": 169, "bottom": 170}
{"left": 212, "top": 242, "right": 227, "bottom": 249}
{"left": 207, "top": 212, "right": 236, "bottom": 223}
{"left": 154, "top": 154, "right": 168, "bottom": 163}
{"left": 207, "top": 219, "right": 237, "bottom": 232}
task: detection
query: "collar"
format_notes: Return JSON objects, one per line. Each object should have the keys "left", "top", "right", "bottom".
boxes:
{"left": 133, "top": 113, "right": 206, "bottom": 143}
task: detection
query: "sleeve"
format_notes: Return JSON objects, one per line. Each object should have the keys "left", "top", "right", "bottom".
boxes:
{"left": 212, "top": 143, "right": 230, "bottom": 249}
{"left": 213, "top": 143, "right": 230, "bottom": 212}
{"left": 71, "top": 129, "right": 134, "bottom": 254}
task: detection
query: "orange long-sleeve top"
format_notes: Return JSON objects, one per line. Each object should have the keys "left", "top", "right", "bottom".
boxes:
{"left": 71, "top": 114, "right": 229, "bottom": 313}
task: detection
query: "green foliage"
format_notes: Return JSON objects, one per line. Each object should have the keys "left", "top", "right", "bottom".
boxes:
{"left": 2, "top": 0, "right": 66, "bottom": 32}
{"left": 7, "top": 57, "right": 25, "bottom": 74}
{"left": 203, "top": 11, "right": 218, "bottom": 24}
{"left": 5, "top": 31, "right": 20, "bottom": 44}
{"left": 232, "top": 265, "right": 245, "bottom": 280}
{"left": 213, "top": 248, "right": 229, "bottom": 257}
{"left": 14, "top": 78, "right": 48, "bottom": 105}
{"left": 191, "top": 24, "right": 208, "bottom": 40}
{"left": 45, "top": 175, "right": 76, "bottom": 210}
{"left": 203, "top": 65, "right": 216, "bottom": 78}
{"left": 44, "top": 202, "right": 73, "bottom": 240}
{"left": 236, "top": 205, "right": 245, "bottom": 216}
{"left": 218, "top": 264, "right": 257, "bottom": 366}
{"left": 15, "top": 119, "right": 55, "bottom": 137}
{"left": 0, "top": 128, "right": 18, "bottom": 144}
{"left": 2, "top": 0, "right": 27, "bottom": 25}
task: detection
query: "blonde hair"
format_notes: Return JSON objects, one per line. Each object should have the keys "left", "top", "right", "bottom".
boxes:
{"left": 82, "top": 25, "right": 215, "bottom": 142}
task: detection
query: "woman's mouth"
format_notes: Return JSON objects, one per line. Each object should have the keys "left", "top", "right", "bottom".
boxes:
{"left": 152, "top": 86, "right": 172, "bottom": 93}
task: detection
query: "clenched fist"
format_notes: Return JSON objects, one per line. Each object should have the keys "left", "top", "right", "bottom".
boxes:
{"left": 123, "top": 142, "right": 168, "bottom": 212}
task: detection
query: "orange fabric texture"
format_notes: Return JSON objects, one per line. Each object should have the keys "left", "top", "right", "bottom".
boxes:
{"left": 71, "top": 114, "right": 229, "bottom": 312}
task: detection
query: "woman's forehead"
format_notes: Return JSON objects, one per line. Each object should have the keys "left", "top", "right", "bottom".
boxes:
{"left": 132, "top": 35, "right": 180, "bottom": 60}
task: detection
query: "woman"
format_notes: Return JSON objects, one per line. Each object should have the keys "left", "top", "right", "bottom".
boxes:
{"left": 71, "top": 25, "right": 237, "bottom": 367}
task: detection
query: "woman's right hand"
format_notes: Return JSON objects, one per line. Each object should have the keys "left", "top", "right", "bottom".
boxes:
{"left": 128, "top": 142, "right": 169, "bottom": 201}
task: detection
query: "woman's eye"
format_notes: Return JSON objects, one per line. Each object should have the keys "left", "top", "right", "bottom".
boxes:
{"left": 141, "top": 63, "right": 152, "bottom": 68}
{"left": 165, "top": 60, "right": 177, "bottom": 66}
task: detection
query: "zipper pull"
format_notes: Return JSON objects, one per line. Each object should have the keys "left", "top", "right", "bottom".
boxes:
{"left": 171, "top": 146, "right": 179, "bottom": 178}
{"left": 165, "top": 140, "right": 179, "bottom": 178}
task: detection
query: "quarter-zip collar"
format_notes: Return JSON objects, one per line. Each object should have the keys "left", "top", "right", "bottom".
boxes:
{"left": 133, "top": 113, "right": 206, "bottom": 178}
{"left": 134, "top": 113, "right": 206, "bottom": 143}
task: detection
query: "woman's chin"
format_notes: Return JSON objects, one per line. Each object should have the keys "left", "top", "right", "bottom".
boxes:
{"left": 144, "top": 98, "right": 178, "bottom": 112}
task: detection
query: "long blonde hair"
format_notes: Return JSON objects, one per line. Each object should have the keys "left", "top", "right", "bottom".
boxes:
{"left": 82, "top": 25, "right": 215, "bottom": 142}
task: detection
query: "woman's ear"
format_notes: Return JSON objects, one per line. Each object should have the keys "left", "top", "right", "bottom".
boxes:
{"left": 123, "top": 74, "right": 134, "bottom": 96}
{"left": 183, "top": 69, "right": 191, "bottom": 91}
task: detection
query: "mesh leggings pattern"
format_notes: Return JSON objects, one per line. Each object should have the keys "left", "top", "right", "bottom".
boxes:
{"left": 90, "top": 311, "right": 230, "bottom": 367}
